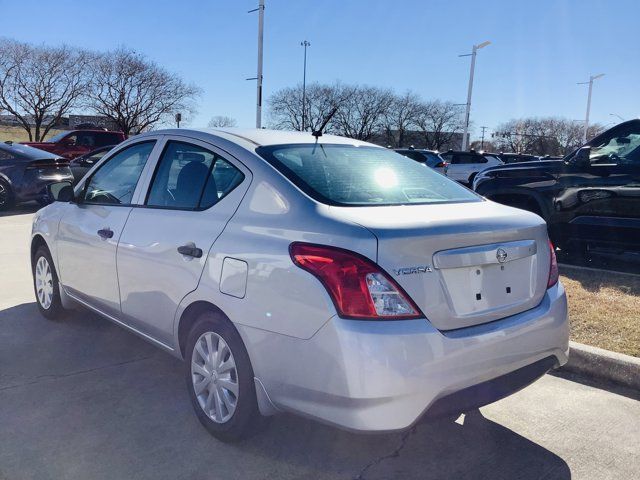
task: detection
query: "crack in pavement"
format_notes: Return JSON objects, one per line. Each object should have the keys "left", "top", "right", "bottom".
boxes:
{"left": 0, "top": 354, "right": 157, "bottom": 392}
{"left": 353, "top": 425, "right": 418, "bottom": 480}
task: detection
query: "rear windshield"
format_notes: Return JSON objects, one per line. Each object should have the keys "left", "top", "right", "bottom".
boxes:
{"left": 256, "top": 144, "right": 480, "bottom": 206}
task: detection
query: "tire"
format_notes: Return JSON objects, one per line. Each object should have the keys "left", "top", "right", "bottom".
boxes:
{"left": 32, "top": 246, "right": 66, "bottom": 320}
{"left": 184, "top": 311, "right": 262, "bottom": 442}
{"left": 468, "top": 172, "right": 478, "bottom": 187}
{"left": 0, "top": 179, "right": 14, "bottom": 211}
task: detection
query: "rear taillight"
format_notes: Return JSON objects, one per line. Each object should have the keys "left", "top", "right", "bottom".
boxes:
{"left": 289, "top": 242, "right": 421, "bottom": 320}
{"left": 547, "top": 240, "right": 559, "bottom": 288}
{"left": 434, "top": 161, "right": 448, "bottom": 168}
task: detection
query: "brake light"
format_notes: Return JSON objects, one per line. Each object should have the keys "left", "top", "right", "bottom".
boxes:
{"left": 435, "top": 161, "right": 448, "bottom": 168}
{"left": 289, "top": 243, "right": 421, "bottom": 319}
{"left": 547, "top": 240, "right": 559, "bottom": 288}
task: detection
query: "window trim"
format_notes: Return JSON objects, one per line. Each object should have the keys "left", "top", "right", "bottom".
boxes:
{"left": 143, "top": 139, "right": 246, "bottom": 212}
{"left": 78, "top": 140, "right": 157, "bottom": 208}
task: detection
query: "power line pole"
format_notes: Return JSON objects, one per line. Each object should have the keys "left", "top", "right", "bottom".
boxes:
{"left": 578, "top": 73, "right": 604, "bottom": 143}
{"left": 300, "top": 40, "right": 310, "bottom": 131}
{"left": 480, "top": 126, "right": 487, "bottom": 149}
{"left": 459, "top": 41, "right": 490, "bottom": 151}
{"left": 247, "top": 1, "right": 265, "bottom": 128}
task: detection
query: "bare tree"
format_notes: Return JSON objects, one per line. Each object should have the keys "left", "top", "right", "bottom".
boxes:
{"left": 333, "top": 85, "right": 393, "bottom": 141}
{"left": 208, "top": 115, "right": 237, "bottom": 128}
{"left": 0, "top": 39, "right": 91, "bottom": 141}
{"left": 382, "top": 91, "right": 421, "bottom": 147}
{"left": 268, "top": 83, "right": 344, "bottom": 132}
{"left": 86, "top": 48, "right": 200, "bottom": 135}
{"left": 414, "top": 100, "right": 464, "bottom": 150}
{"left": 494, "top": 117, "right": 606, "bottom": 155}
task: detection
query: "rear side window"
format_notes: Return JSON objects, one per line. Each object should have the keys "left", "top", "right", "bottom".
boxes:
{"left": 95, "top": 132, "right": 123, "bottom": 147}
{"left": 256, "top": 144, "right": 479, "bottom": 206}
{"left": 146, "top": 141, "right": 244, "bottom": 210}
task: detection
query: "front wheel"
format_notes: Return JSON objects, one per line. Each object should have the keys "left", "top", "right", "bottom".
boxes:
{"left": 32, "top": 246, "right": 66, "bottom": 319}
{"left": 184, "top": 312, "right": 262, "bottom": 442}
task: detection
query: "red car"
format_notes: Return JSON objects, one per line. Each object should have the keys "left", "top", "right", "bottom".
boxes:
{"left": 22, "top": 129, "right": 125, "bottom": 160}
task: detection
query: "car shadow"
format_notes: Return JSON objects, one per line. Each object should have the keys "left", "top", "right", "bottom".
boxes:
{"left": 237, "top": 410, "right": 571, "bottom": 479}
{"left": 0, "top": 301, "right": 571, "bottom": 480}
{"left": 0, "top": 202, "right": 40, "bottom": 217}
{"left": 559, "top": 263, "right": 640, "bottom": 295}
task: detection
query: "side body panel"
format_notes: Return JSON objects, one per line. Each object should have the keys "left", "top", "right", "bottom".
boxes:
{"left": 117, "top": 137, "right": 253, "bottom": 345}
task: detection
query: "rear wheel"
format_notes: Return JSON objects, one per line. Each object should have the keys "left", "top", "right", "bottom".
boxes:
{"left": 0, "top": 179, "right": 14, "bottom": 211}
{"left": 184, "top": 312, "right": 262, "bottom": 442}
{"left": 32, "top": 246, "right": 66, "bottom": 320}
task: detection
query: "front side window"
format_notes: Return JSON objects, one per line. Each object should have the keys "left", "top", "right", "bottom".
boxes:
{"left": 146, "top": 141, "right": 244, "bottom": 210}
{"left": 83, "top": 141, "right": 154, "bottom": 205}
{"left": 256, "top": 144, "right": 479, "bottom": 206}
{"left": 588, "top": 123, "right": 640, "bottom": 165}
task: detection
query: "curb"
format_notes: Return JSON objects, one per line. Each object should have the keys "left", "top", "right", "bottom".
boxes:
{"left": 561, "top": 341, "right": 640, "bottom": 391}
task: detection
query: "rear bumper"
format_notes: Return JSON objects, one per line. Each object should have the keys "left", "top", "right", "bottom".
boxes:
{"left": 243, "top": 282, "right": 568, "bottom": 432}
{"left": 15, "top": 173, "right": 74, "bottom": 202}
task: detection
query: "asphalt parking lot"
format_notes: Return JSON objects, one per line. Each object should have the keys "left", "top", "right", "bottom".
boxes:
{"left": 1, "top": 208, "right": 639, "bottom": 480}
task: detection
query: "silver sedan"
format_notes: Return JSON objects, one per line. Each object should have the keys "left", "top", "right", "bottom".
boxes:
{"left": 31, "top": 128, "right": 568, "bottom": 441}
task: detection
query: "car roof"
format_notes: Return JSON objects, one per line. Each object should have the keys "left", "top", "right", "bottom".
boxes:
{"left": 0, "top": 142, "right": 60, "bottom": 160}
{"left": 136, "top": 128, "right": 375, "bottom": 150}
{"left": 394, "top": 148, "right": 439, "bottom": 153}
{"left": 72, "top": 129, "right": 122, "bottom": 134}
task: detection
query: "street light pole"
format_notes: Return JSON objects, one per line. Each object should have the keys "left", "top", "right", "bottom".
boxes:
{"left": 248, "top": 1, "right": 265, "bottom": 128}
{"left": 300, "top": 40, "right": 310, "bottom": 131}
{"left": 578, "top": 73, "right": 604, "bottom": 143}
{"left": 460, "top": 41, "right": 490, "bottom": 151}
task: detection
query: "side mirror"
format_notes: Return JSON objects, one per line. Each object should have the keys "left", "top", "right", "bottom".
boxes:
{"left": 47, "top": 181, "right": 75, "bottom": 202}
{"left": 573, "top": 146, "right": 591, "bottom": 167}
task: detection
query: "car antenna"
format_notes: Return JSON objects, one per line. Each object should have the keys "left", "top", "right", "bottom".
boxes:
{"left": 312, "top": 107, "right": 338, "bottom": 140}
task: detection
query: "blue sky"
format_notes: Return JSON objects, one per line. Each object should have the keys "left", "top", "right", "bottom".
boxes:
{"left": 1, "top": 0, "right": 637, "bottom": 139}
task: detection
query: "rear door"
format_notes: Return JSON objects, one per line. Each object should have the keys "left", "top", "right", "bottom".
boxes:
{"left": 116, "top": 137, "right": 251, "bottom": 345}
{"left": 57, "top": 140, "right": 159, "bottom": 316}
{"left": 446, "top": 153, "right": 480, "bottom": 182}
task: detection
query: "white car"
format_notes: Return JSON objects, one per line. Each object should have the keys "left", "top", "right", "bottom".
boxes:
{"left": 31, "top": 129, "right": 568, "bottom": 441}
{"left": 394, "top": 148, "right": 448, "bottom": 175}
{"left": 440, "top": 150, "right": 503, "bottom": 185}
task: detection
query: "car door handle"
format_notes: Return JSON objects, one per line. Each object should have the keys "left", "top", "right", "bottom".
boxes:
{"left": 177, "top": 244, "right": 203, "bottom": 258}
{"left": 97, "top": 228, "right": 114, "bottom": 239}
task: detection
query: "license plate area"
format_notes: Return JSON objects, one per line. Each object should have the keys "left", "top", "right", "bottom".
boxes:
{"left": 438, "top": 256, "right": 538, "bottom": 317}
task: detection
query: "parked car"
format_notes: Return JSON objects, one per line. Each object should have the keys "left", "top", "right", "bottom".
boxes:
{"left": 69, "top": 145, "right": 115, "bottom": 185}
{"left": 439, "top": 150, "right": 503, "bottom": 184}
{"left": 496, "top": 153, "right": 540, "bottom": 164}
{"left": 32, "top": 128, "right": 568, "bottom": 441}
{"left": 22, "top": 129, "right": 125, "bottom": 160}
{"left": 474, "top": 120, "right": 640, "bottom": 261}
{"left": 0, "top": 141, "right": 73, "bottom": 210}
{"left": 394, "top": 148, "right": 448, "bottom": 174}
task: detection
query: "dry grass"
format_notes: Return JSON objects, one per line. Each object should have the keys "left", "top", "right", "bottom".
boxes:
{"left": 0, "top": 125, "right": 65, "bottom": 143}
{"left": 561, "top": 265, "right": 640, "bottom": 357}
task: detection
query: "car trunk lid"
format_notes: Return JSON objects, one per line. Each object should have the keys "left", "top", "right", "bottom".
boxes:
{"left": 327, "top": 200, "right": 551, "bottom": 330}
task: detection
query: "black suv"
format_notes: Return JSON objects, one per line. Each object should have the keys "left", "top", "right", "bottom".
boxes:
{"left": 473, "top": 120, "right": 640, "bottom": 261}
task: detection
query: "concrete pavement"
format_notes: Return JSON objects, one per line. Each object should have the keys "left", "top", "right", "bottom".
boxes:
{"left": 0, "top": 210, "right": 638, "bottom": 480}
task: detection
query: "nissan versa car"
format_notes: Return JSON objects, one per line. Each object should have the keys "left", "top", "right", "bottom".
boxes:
{"left": 31, "top": 129, "right": 568, "bottom": 441}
